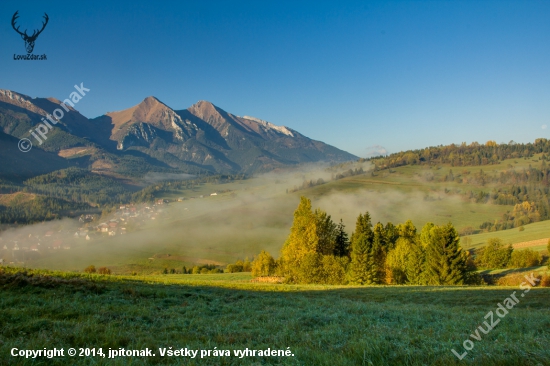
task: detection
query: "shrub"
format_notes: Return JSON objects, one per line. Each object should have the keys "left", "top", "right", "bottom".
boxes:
{"left": 200, "top": 268, "right": 209, "bottom": 274}
{"left": 496, "top": 273, "right": 531, "bottom": 286}
{"left": 242, "top": 258, "right": 252, "bottom": 272}
{"left": 320, "top": 255, "right": 348, "bottom": 285}
{"left": 191, "top": 266, "right": 200, "bottom": 274}
{"left": 508, "top": 248, "right": 541, "bottom": 268}
{"left": 97, "top": 267, "right": 111, "bottom": 275}
{"left": 84, "top": 265, "right": 96, "bottom": 273}
{"left": 225, "top": 264, "right": 243, "bottom": 273}
{"left": 476, "top": 238, "right": 512, "bottom": 269}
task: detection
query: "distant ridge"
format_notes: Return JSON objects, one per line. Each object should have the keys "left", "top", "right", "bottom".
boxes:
{"left": 0, "top": 90, "right": 358, "bottom": 177}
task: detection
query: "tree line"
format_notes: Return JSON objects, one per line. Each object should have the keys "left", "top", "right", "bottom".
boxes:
{"left": 368, "top": 138, "right": 550, "bottom": 169}
{"left": 0, "top": 168, "right": 246, "bottom": 224}
{"left": 251, "top": 197, "right": 476, "bottom": 285}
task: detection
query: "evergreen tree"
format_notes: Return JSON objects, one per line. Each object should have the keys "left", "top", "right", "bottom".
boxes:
{"left": 384, "top": 222, "right": 399, "bottom": 250}
{"left": 349, "top": 233, "right": 377, "bottom": 285}
{"left": 314, "top": 208, "right": 337, "bottom": 255}
{"left": 372, "top": 222, "right": 387, "bottom": 283}
{"left": 398, "top": 220, "right": 417, "bottom": 241}
{"left": 423, "top": 223, "right": 469, "bottom": 285}
{"left": 333, "top": 219, "right": 350, "bottom": 257}
{"left": 351, "top": 212, "right": 374, "bottom": 244}
{"left": 406, "top": 239, "right": 426, "bottom": 285}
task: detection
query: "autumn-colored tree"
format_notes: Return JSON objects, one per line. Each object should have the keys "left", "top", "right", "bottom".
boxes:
{"left": 386, "top": 237, "right": 413, "bottom": 284}
{"left": 280, "top": 197, "right": 320, "bottom": 283}
{"left": 243, "top": 257, "right": 252, "bottom": 272}
{"left": 84, "top": 265, "right": 96, "bottom": 274}
{"left": 97, "top": 267, "right": 112, "bottom": 275}
{"left": 251, "top": 250, "right": 276, "bottom": 277}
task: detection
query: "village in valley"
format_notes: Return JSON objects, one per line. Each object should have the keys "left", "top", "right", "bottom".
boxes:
{"left": 0, "top": 192, "right": 220, "bottom": 266}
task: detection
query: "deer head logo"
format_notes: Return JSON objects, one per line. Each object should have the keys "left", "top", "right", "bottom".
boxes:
{"left": 11, "top": 11, "right": 49, "bottom": 54}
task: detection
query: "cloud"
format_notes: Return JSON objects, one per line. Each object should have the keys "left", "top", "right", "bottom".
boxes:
{"left": 365, "top": 145, "right": 388, "bottom": 158}
{"left": 542, "top": 124, "right": 547, "bottom": 130}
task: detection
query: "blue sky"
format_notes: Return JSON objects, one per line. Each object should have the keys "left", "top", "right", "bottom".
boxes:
{"left": 1, "top": 1, "right": 549, "bottom": 158}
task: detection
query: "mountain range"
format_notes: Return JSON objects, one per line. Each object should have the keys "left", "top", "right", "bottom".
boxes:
{"left": 0, "top": 89, "right": 356, "bottom": 181}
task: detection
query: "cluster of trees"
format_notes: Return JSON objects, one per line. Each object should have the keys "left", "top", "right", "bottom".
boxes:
{"left": 0, "top": 166, "right": 247, "bottom": 224}
{"left": 178, "top": 264, "right": 223, "bottom": 274}
{"left": 133, "top": 174, "right": 246, "bottom": 202}
{"left": 23, "top": 168, "right": 135, "bottom": 206}
{"left": 83, "top": 265, "right": 112, "bottom": 275}
{"left": 252, "top": 197, "right": 474, "bottom": 285}
{"left": 287, "top": 168, "right": 366, "bottom": 194}
{"left": 479, "top": 201, "right": 546, "bottom": 232}
{"left": 443, "top": 162, "right": 550, "bottom": 232}
{"left": 0, "top": 195, "right": 92, "bottom": 224}
{"left": 224, "top": 258, "right": 252, "bottom": 273}
{"left": 287, "top": 178, "right": 326, "bottom": 193}
{"left": 475, "top": 238, "right": 543, "bottom": 269}
{"left": 368, "top": 139, "right": 550, "bottom": 169}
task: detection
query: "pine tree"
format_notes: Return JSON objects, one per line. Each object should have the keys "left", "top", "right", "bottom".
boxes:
{"left": 314, "top": 208, "right": 337, "bottom": 255}
{"left": 372, "top": 222, "right": 387, "bottom": 283}
{"left": 405, "top": 222, "right": 430, "bottom": 285}
{"left": 398, "top": 220, "right": 417, "bottom": 241}
{"left": 333, "top": 219, "right": 350, "bottom": 257}
{"left": 423, "top": 223, "right": 469, "bottom": 285}
{"left": 351, "top": 212, "right": 373, "bottom": 244}
{"left": 350, "top": 233, "right": 377, "bottom": 285}
{"left": 384, "top": 222, "right": 399, "bottom": 250}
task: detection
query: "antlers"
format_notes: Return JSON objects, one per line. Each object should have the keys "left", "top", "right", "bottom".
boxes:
{"left": 11, "top": 11, "right": 24, "bottom": 36}
{"left": 11, "top": 11, "right": 49, "bottom": 40}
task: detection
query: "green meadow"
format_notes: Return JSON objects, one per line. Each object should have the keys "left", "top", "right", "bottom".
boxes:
{"left": 1, "top": 268, "right": 550, "bottom": 366}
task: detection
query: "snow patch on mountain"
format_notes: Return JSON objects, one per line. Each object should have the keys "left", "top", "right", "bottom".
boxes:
{"left": 240, "top": 115, "right": 294, "bottom": 137}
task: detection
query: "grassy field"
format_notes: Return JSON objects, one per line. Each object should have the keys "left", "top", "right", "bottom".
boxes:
{"left": 463, "top": 221, "right": 550, "bottom": 251}
{"left": 1, "top": 268, "right": 550, "bottom": 365}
